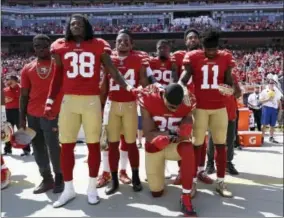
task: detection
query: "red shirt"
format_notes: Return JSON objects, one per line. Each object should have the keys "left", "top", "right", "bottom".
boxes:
{"left": 49, "top": 38, "right": 111, "bottom": 99}
{"left": 21, "top": 59, "right": 63, "bottom": 117}
{"left": 149, "top": 56, "right": 176, "bottom": 86}
{"left": 3, "top": 84, "right": 20, "bottom": 109}
{"left": 173, "top": 50, "right": 186, "bottom": 78}
{"left": 183, "top": 50, "right": 236, "bottom": 109}
{"left": 108, "top": 53, "right": 148, "bottom": 102}
{"left": 139, "top": 88, "right": 194, "bottom": 153}
{"left": 224, "top": 74, "right": 239, "bottom": 120}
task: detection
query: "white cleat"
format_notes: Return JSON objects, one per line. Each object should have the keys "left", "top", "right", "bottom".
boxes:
{"left": 53, "top": 189, "right": 76, "bottom": 208}
{"left": 87, "top": 190, "right": 100, "bottom": 205}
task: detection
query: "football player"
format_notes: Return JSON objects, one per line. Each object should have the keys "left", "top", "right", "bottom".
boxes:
{"left": 180, "top": 29, "right": 236, "bottom": 197}
{"left": 45, "top": 15, "right": 136, "bottom": 208}
{"left": 139, "top": 83, "right": 197, "bottom": 217}
{"left": 101, "top": 31, "right": 149, "bottom": 195}
{"left": 173, "top": 29, "right": 213, "bottom": 191}
{"left": 97, "top": 30, "right": 162, "bottom": 189}
{"left": 20, "top": 34, "right": 64, "bottom": 195}
{"left": 150, "top": 40, "right": 178, "bottom": 87}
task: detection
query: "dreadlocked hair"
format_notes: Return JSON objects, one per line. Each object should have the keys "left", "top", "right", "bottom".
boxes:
{"left": 201, "top": 28, "right": 220, "bottom": 48}
{"left": 33, "top": 34, "right": 51, "bottom": 43}
{"left": 65, "top": 14, "right": 94, "bottom": 41}
{"left": 184, "top": 28, "right": 200, "bottom": 41}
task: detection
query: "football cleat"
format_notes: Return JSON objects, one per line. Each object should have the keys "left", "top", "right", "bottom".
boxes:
{"left": 216, "top": 181, "right": 233, "bottom": 198}
{"left": 180, "top": 194, "right": 197, "bottom": 217}
{"left": 119, "top": 170, "right": 132, "bottom": 184}
{"left": 96, "top": 171, "right": 111, "bottom": 188}
{"left": 173, "top": 172, "right": 182, "bottom": 185}
{"left": 198, "top": 171, "right": 214, "bottom": 184}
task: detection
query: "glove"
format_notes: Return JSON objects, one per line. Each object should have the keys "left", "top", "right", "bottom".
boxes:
{"left": 43, "top": 99, "right": 55, "bottom": 119}
{"left": 218, "top": 84, "right": 234, "bottom": 96}
{"left": 177, "top": 124, "right": 192, "bottom": 137}
{"left": 151, "top": 135, "right": 170, "bottom": 150}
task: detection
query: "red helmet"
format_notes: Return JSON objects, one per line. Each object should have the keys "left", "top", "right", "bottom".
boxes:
{"left": 1, "top": 122, "right": 14, "bottom": 143}
{"left": 10, "top": 128, "right": 36, "bottom": 149}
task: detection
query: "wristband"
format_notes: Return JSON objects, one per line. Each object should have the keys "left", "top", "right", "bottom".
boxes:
{"left": 126, "top": 85, "right": 133, "bottom": 92}
{"left": 46, "top": 98, "right": 54, "bottom": 105}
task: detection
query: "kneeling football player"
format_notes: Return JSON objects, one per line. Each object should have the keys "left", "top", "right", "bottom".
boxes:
{"left": 139, "top": 83, "right": 197, "bottom": 217}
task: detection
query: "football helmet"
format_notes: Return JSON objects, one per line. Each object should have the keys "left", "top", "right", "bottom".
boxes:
{"left": 1, "top": 122, "right": 13, "bottom": 143}
{"left": 10, "top": 127, "right": 36, "bottom": 149}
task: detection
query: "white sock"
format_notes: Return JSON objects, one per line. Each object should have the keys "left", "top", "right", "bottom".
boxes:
{"left": 87, "top": 177, "right": 97, "bottom": 193}
{"left": 197, "top": 166, "right": 204, "bottom": 174}
{"left": 193, "top": 177, "right": 197, "bottom": 183}
{"left": 182, "top": 189, "right": 191, "bottom": 194}
{"left": 216, "top": 177, "right": 224, "bottom": 183}
{"left": 119, "top": 150, "right": 128, "bottom": 171}
{"left": 102, "top": 151, "right": 110, "bottom": 172}
{"left": 64, "top": 181, "right": 74, "bottom": 191}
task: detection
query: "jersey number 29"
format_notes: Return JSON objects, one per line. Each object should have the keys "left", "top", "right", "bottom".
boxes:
{"left": 64, "top": 52, "right": 95, "bottom": 78}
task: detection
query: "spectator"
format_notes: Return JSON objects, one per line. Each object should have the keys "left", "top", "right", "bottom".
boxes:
{"left": 248, "top": 86, "right": 262, "bottom": 131}
{"left": 2, "top": 75, "right": 31, "bottom": 156}
{"left": 259, "top": 80, "right": 282, "bottom": 143}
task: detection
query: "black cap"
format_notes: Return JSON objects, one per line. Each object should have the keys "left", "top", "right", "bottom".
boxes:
{"left": 164, "top": 84, "right": 184, "bottom": 106}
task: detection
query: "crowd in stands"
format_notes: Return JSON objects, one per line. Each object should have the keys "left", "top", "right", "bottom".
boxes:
{"left": 2, "top": 0, "right": 282, "bottom": 8}
{"left": 2, "top": 49, "right": 283, "bottom": 86}
{"left": 1, "top": 18, "right": 283, "bottom": 36}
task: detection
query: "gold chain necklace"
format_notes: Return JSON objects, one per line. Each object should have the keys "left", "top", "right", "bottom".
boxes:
{"left": 36, "top": 59, "right": 52, "bottom": 80}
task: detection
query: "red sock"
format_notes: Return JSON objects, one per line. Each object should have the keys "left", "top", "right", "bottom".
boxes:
{"left": 127, "top": 142, "right": 139, "bottom": 168}
{"left": 108, "top": 142, "right": 120, "bottom": 172}
{"left": 61, "top": 143, "right": 76, "bottom": 181}
{"left": 199, "top": 140, "right": 207, "bottom": 167}
{"left": 215, "top": 145, "right": 227, "bottom": 178}
{"left": 120, "top": 135, "right": 128, "bottom": 152}
{"left": 87, "top": 143, "right": 101, "bottom": 178}
{"left": 177, "top": 142, "right": 195, "bottom": 190}
{"left": 193, "top": 146, "right": 201, "bottom": 178}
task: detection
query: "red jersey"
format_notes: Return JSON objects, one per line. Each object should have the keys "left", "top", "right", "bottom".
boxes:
{"left": 49, "top": 38, "right": 111, "bottom": 98}
{"left": 173, "top": 50, "right": 195, "bottom": 92}
{"left": 173, "top": 50, "right": 186, "bottom": 78}
{"left": 3, "top": 84, "right": 20, "bottom": 109}
{"left": 149, "top": 56, "right": 175, "bottom": 86}
{"left": 183, "top": 49, "right": 236, "bottom": 109}
{"left": 108, "top": 53, "right": 149, "bottom": 102}
{"left": 139, "top": 89, "right": 194, "bottom": 153}
{"left": 21, "top": 59, "right": 63, "bottom": 117}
